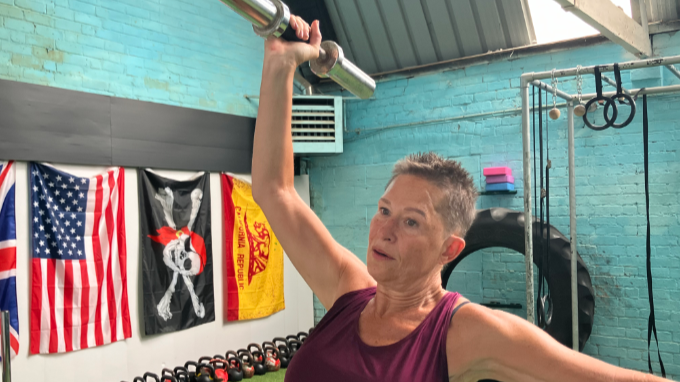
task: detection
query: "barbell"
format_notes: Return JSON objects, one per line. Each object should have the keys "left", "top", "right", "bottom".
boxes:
{"left": 219, "top": 0, "right": 376, "bottom": 99}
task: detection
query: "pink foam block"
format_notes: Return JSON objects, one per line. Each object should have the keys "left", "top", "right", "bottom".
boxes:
{"left": 486, "top": 175, "right": 514, "bottom": 184}
{"left": 483, "top": 167, "right": 512, "bottom": 176}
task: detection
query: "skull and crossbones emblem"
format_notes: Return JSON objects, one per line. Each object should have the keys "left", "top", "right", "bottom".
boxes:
{"left": 149, "top": 187, "right": 207, "bottom": 321}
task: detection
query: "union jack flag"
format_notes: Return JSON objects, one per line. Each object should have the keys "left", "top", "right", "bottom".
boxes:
{"left": 29, "top": 163, "right": 131, "bottom": 354}
{"left": 0, "top": 161, "right": 18, "bottom": 358}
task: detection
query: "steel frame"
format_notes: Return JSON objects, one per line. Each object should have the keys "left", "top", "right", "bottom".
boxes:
{"left": 519, "top": 54, "right": 680, "bottom": 350}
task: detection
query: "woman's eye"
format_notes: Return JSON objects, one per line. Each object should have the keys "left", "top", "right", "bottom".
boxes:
{"left": 406, "top": 219, "right": 417, "bottom": 227}
{"left": 380, "top": 207, "right": 389, "bottom": 215}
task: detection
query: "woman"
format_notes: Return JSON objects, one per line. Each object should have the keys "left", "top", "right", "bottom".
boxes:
{"left": 251, "top": 16, "right": 671, "bottom": 382}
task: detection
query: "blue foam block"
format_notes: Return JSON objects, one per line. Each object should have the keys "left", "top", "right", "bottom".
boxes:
{"left": 485, "top": 182, "right": 515, "bottom": 192}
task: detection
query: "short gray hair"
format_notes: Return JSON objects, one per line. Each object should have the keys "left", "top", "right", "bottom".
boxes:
{"left": 387, "top": 152, "right": 477, "bottom": 237}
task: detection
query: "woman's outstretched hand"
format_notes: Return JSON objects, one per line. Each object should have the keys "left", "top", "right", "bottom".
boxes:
{"left": 264, "top": 16, "right": 321, "bottom": 70}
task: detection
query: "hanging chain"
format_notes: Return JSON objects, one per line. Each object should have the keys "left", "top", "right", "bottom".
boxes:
{"left": 551, "top": 69, "right": 558, "bottom": 108}
{"left": 576, "top": 65, "right": 583, "bottom": 103}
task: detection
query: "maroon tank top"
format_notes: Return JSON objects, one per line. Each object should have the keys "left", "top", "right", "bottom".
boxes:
{"left": 285, "top": 287, "right": 468, "bottom": 382}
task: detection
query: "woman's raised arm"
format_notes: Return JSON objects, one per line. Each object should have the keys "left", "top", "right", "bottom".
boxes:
{"left": 251, "top": 18, "right": 375, "bottom": 309}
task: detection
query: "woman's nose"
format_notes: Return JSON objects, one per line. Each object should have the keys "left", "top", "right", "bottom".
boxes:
{"left": 378, "top": 217, "right": 397, "bottom": 241}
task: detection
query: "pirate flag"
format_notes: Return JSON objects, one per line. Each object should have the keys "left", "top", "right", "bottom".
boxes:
{"left": 139, "top": 170, "right": 215, "bottom": 334}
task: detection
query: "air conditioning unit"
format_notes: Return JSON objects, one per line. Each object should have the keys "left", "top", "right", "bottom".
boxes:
{"left": 292, "top": 96, "right": 343, "bottom": 155}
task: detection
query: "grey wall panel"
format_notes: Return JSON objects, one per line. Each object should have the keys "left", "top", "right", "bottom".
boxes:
{"left": 0, "top": 79, "right": 255, "bottom": 173}
{"left": 111, "top": 139, "right": 253, "bottom": 173}
{"left": 110, "top": 98, "right": 254, "bottom": 151}
{"left": 0, "top": 79, "right": 112, "bottom": 165}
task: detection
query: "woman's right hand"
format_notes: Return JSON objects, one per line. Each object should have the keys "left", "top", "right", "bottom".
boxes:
{"left": 263, "top": 16, "right": 322, "bottom": 71}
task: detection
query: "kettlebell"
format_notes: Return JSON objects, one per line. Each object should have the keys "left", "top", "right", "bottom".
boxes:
{"left": 297, "top": 331, "right": 309, "bottom": 344}
{"left": 272, "top": 337, "right": 290, "bottom": 368}
{"left": 226, "top": 350, "right": 244, "bottom": 381}
{"left": 286, "top": 335, "right": 298, "bottom": 346}
{"left": 133, "top": 378, "right": 144, "bottom": 382}
{"left": 195, "top": 364, "right": 216, "bottom": 382}
{"left": 143, "top": 372, "right": 160, "bottom": 382}
{"left": 161, "top": 368, "right": 175, "bottom": 378}
{"left": 209, "top": 358, "right": 229, "bottom": 382}
{"left": 237, "top": 349, "right": 255, "bottom": 379}
{"left": 184, "top": 361, "right": 199, "bottom": 382}
{"left": 173, "top": 367, "right": 190, "bottom": 382}
{"left": 198, "top": 356, "right": 213, "bottom": 365}
{"left": 161, "top": 376, "right": 178, "bottom": 382}
{"left": 247, "top": 343, "right": 267, "bottom": 375}
{"left": 262, "top": 342, "right": 281, "bottom": 372}
{"left": 287, "top": 338, "right": 302, "bottom": 359}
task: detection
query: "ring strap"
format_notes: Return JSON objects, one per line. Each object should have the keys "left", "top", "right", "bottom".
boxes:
{"left": 644, "top": 95, "right": 666, "bottom": 377}
{"left": 594, "top": 66, "right": 603, "bottom": 97}
{"left": 614, "top": 63, "right": 623, "bottom": 95}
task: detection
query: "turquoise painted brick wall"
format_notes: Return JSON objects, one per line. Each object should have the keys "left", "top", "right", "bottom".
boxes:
{"left": 0, "top": 0, "right": 263, "bottom": 117}
{"left": 310, "top": 33, "right": 680, "bottom": 377}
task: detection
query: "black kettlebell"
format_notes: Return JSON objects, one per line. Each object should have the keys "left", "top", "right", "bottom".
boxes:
{"left": 237, "top": 349, "right": 255, "bottom": 379}
{"left": 161, "top": 368, "right": 175, "bottom": 378}
{"left": 273, "top": 337, "right": 290, "bottom": 368}
{"left": 195, "top": 364, "right": 216, "bottom": 382}
{"left": 198, "top": 356, "right": 213, "bottom": 365}
{"left": 161, "top": 376, "right": 177, "bottom": 382}
{"left": 287, "top": 338, "right": 302, "bottom": 359}
{"left": 143, "top": 372, "right": 160, "bottom": 382}
{"left": 173, "top": 367, "right": 190, "bottom": 382}
{"left": 184, "top": 361, "right": 199, "bottom": 382}
{"left": 297, "top": 331, "right": 309, "bottom": 344}
{"left": 248, "top": 343, "right": 267, "bottom": 375}
{"left": 133, "top": 378, "right": 144, "bottom": 382}
{"left": 226, "top": 350, "right": 244, "bottom": 381}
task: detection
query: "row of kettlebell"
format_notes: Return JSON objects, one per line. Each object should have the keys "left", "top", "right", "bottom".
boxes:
{"left": 129, "top": 330, "right": 310, "bottom": 382}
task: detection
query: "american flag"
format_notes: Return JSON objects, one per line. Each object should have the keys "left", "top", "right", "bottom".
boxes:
{"left": 0, "top": 161, "right": 19, "bottom": 358}
{"left": 29, "top": 163, "right": 131, "bottom": 354}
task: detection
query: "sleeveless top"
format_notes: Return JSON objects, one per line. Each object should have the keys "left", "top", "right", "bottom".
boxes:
{"left": 285, "top": 287, "right": 469, "bottom": 382}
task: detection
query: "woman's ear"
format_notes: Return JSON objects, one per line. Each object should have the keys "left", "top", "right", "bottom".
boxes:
{"left": 440, "top": 235, "right": 465, "bottom": 265}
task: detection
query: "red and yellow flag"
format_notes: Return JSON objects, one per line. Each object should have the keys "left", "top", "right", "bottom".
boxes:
{"left": 222, "top": 174, "right": 284, "bottom": 321}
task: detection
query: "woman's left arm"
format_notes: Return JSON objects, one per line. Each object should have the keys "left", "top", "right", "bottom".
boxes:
{"left": 446, "top": 304, "right": 671, "bottom": 382}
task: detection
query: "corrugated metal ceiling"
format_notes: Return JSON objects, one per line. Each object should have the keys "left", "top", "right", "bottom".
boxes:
{"left": 321, "top": 0, "right": 536, "bottom": 75}
{"left": 645, "top": 0, "right": 680, "bottom": 22}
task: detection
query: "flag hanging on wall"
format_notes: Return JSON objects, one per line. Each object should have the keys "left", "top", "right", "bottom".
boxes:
{"left": 29, "top": 163, "right": 131, "bottom": 354}
{"left": 0, "top": 161, "right": 19, "bottom": 358}
{"left": 222, "top": 174, "right": 284, "bottom": 321}
{"left": 139, "top": 170, "right": 214, "bottom": 334}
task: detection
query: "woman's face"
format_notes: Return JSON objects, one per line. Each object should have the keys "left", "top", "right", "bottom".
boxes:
{"left": 366, "top": 174, "right": 463, "bottom": 286}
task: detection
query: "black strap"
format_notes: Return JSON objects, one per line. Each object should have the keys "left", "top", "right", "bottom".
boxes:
{"left": 537, "top": 87, "right": 544, "bottom": 326}
{"left": 614, "top": 63, "right": 622, "bottom": 95}
{"left": 450, "top": 301, "right": 471, "bottom": 322}
{"left": 643, "top": 95, "right": 665, "bottom": 377}
{"left": 594, "top": 66, "right": 603, "bottom": 97}
{"left": 545, "top": 90, "right": 551, "bottom": 306}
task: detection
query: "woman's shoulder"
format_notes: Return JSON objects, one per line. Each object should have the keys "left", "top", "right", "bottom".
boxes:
{"left": 331, "top": 286, "right": 377, "bottom": 309}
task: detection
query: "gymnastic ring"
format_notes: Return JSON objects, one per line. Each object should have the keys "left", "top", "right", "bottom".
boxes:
{"left": 583, "top": 96, "right": 618, "bottom": 131}
{"left": 604, "top": 93, "right": 636, "bottom": 129}
{"left": 441, "top": 208, "right": 595, "bottom": 351}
